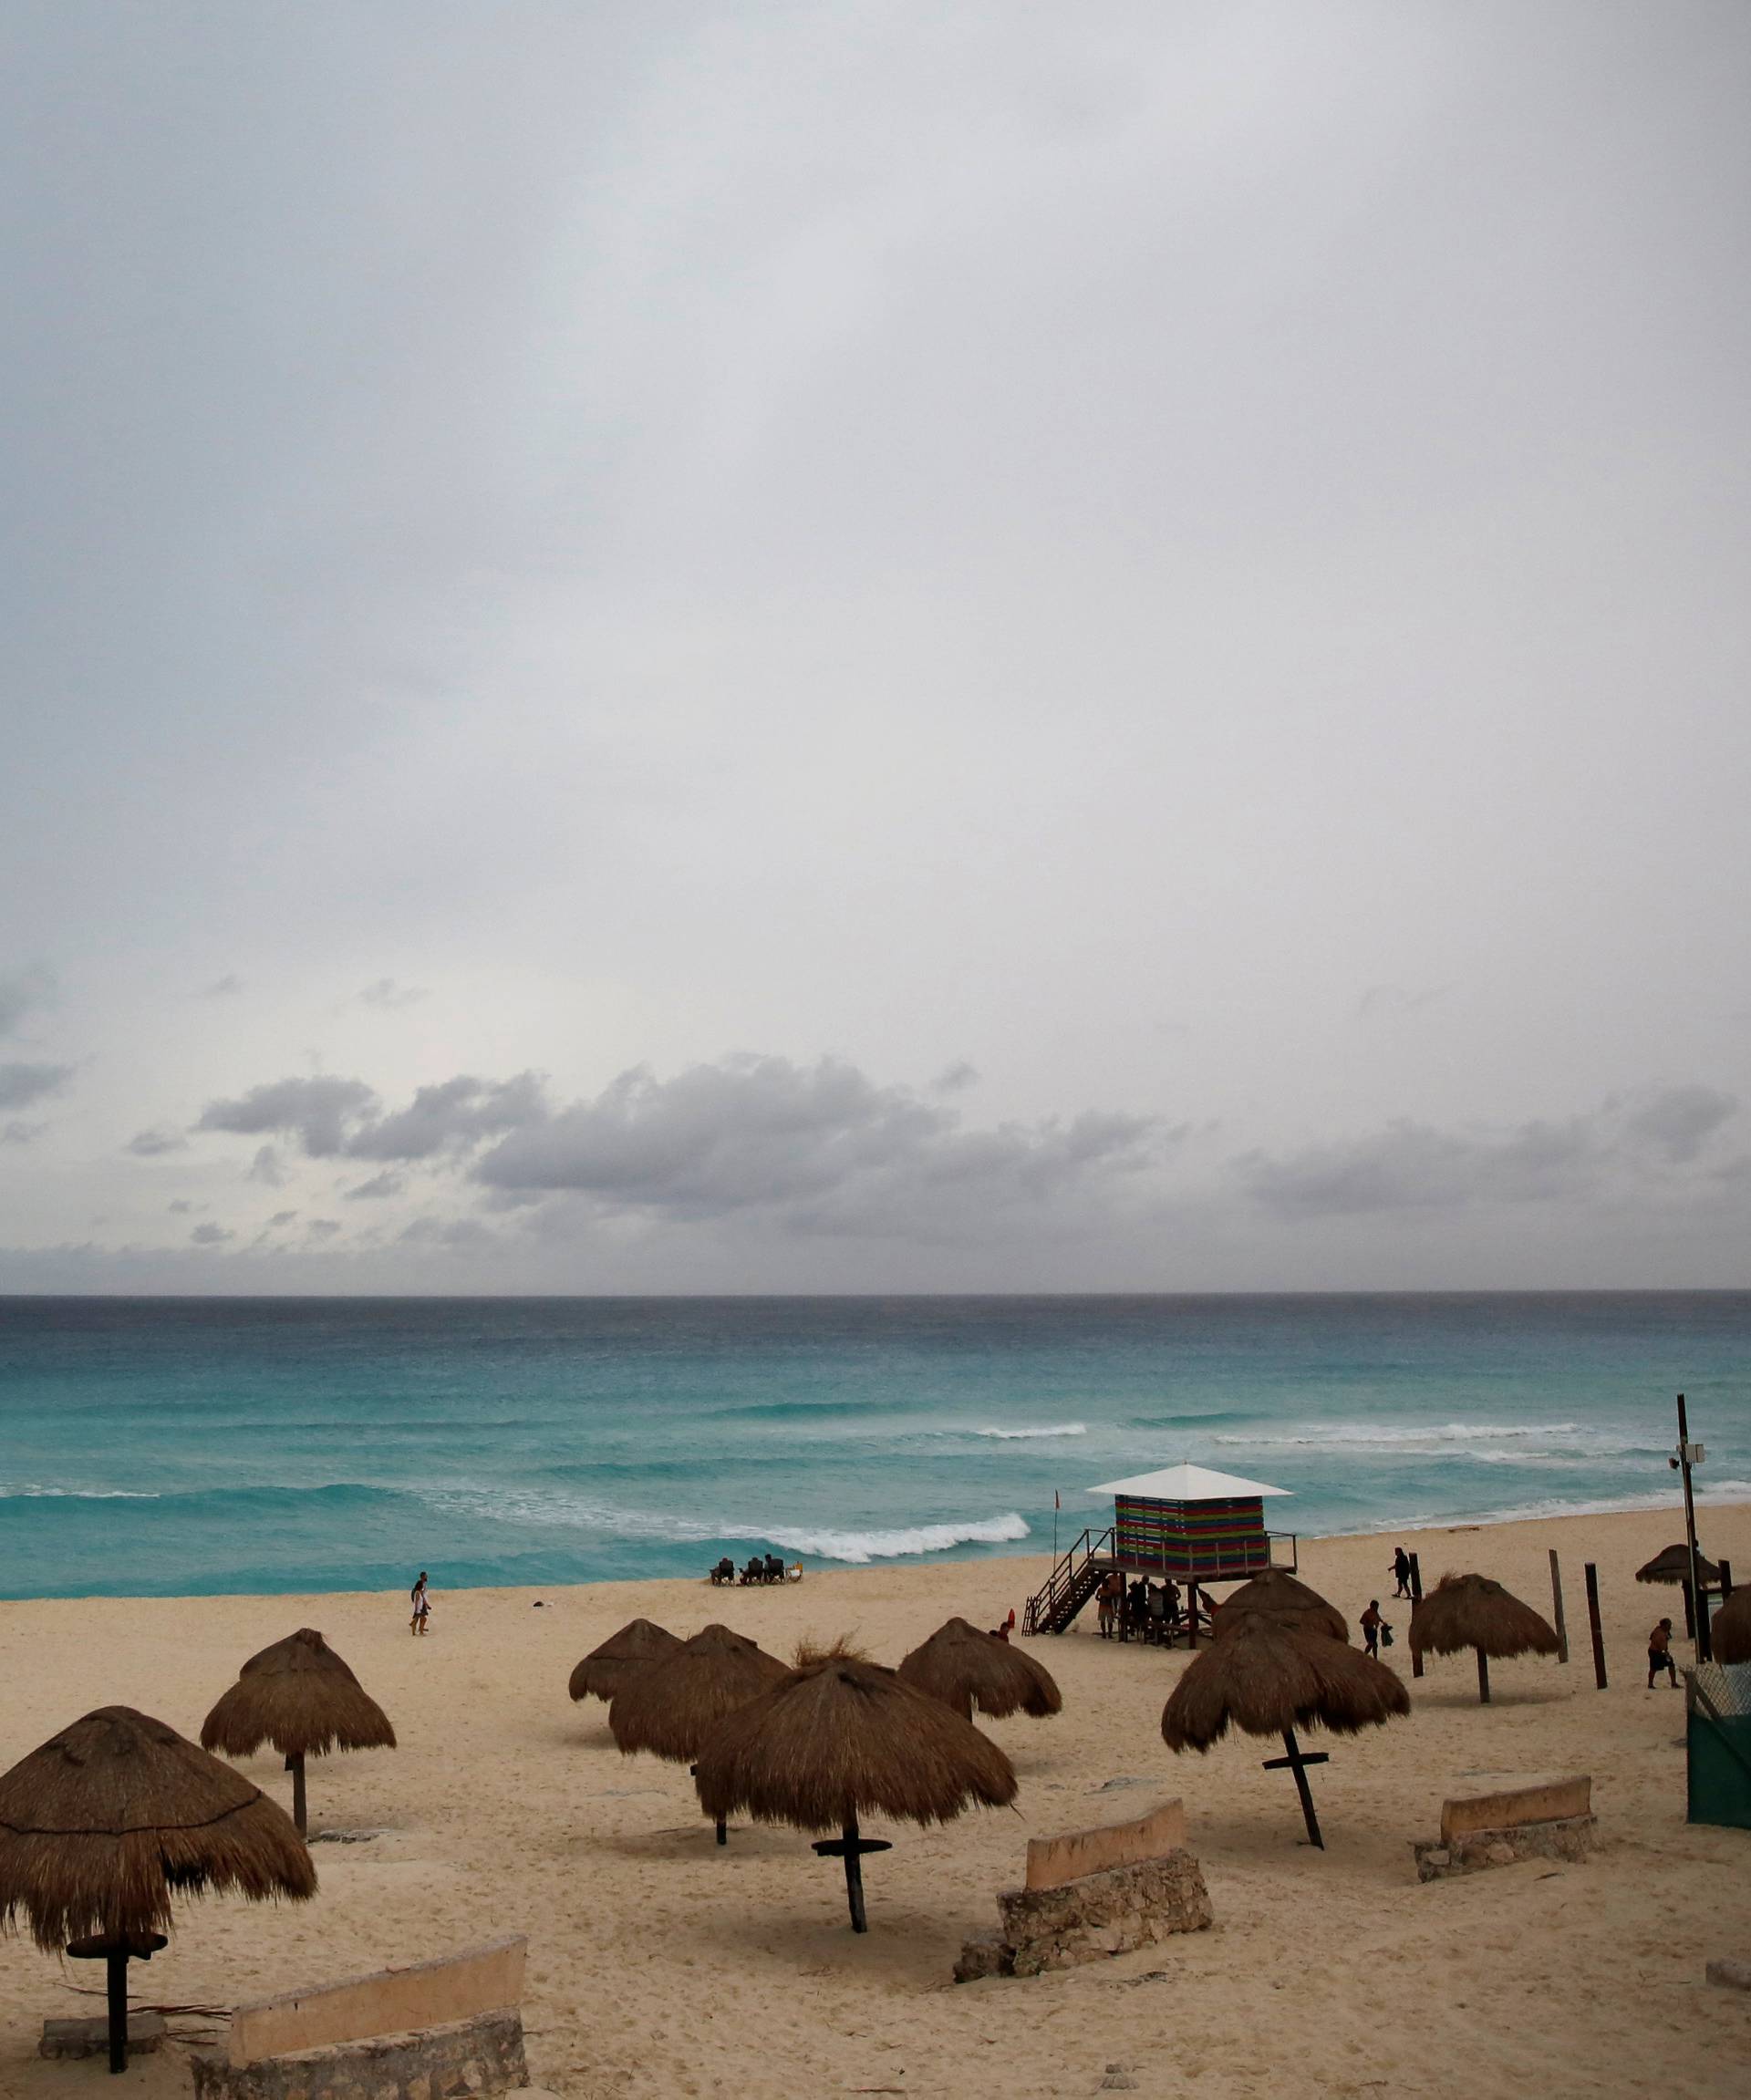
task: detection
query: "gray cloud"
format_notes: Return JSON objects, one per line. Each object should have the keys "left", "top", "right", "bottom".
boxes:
{"left": 126, "top": 1126, "right": 188, "bottom": 1156}
{"left": 347, "top": 1072, "right": 545, "bottom": 1161}
{"left": 0, "top": 967, "right": 55, "bottom": 1037}
{"left": 0, "top": 1061, "right": 74, "bottom": 1110}
{"left": 202, "top": 974, "right": 244, "bottom": 998}
{"left": 266, "top": 1209, "right": 298, "bottom": 1227}
{"left": 474, "top": 1053, "right": 1157, "bottom": 1232}
{"left": 933, "top": 1060, "right": 980, "bottom": 1094}
{"left": 357, "top": 978, "right": 427, "bottom": 1009}
{"left": 247, "top": 1144, "right": 288, "bottom": 1187}
{"left": 190, "top": 1221, "right": 233, "bottom": 1245}
{"left": 168, "top": 1198, "right": 199, "bottom": 1214}
{"left": 197, "top": 1075, "right": 379, "bottom": 1155}
{"left": 346, "top": 1170, "right": 406, "bottom": 1201}
{"left": 306, "top": 1219, "right": 343, "bottom": 1241}
{"left": 1242, "top": 1085, "right": 1740, "bottom": 1219}
{"left": 2, "top": 1120, "right": 43, "bottom": 1144}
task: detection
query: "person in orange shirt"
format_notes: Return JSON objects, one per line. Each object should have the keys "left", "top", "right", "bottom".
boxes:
{"left": 1648, "top": 1617, "right": 1678, "bottom": 1687}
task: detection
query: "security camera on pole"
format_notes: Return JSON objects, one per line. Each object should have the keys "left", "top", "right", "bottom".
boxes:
{"left": 1670, "top": 1393, "right": 1711, "bottom": 1663}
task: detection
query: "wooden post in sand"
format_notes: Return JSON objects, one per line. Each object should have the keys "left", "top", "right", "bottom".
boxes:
{"left": 1549, "top": 1549, "right": 1569, "bottom": 1664}
{"left": 1584, "top": 1562, "right": 1608, "bottom": 1690}
{"left": 1721, "top": 1559, "right": 1735, "bottom": 1599}
{"left": 1409, "top": 1552, "right": 1425, "bottom": 1677}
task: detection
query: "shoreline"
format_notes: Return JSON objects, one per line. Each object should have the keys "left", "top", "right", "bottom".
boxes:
{"left": 5, "top": 1493, "right": 1746, "bottom": 1608}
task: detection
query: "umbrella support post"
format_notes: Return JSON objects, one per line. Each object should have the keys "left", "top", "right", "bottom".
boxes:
{"left": 67, "top": 1931, "right": 166, "bottom": 2076}
{"left": 1476, "top": 1649, "right": 1491, "bottom": 1704}
{"left": 813, "top": 1819, "right": 892, "bottom": 1932}
{"left": 716, "top": 1815, "right": 726, "bottom": 1847}
{"left": 106, "top": 1951, "right": 128, "bottom": 2075}
{"left": 288, "top": 1751, "right": 307, "bottom": 1837}
{"left": 1263, "top": 1730, "right": 1328, "bottom": 1849}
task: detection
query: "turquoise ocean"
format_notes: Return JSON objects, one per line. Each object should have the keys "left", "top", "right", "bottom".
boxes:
{"left": 1, "top": 1295, "right": 1747, "bottom": 1599}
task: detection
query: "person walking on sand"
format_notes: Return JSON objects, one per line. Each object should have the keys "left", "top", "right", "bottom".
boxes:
{"left": 1096, "top": 1569, "right": 1123, "bottom": 1640}
{"left": 409, "top": 1570, "right": 431, "bottom": 1637}
{"left": 1648, "top": 1617, "right": 1679, "bottom": 1688}
{"left": 1361, "top": 1598, "right": 1383, "bottom": 1659}
{"left": 1391, "top": 1547, "right": 1413, "bottom": 1600}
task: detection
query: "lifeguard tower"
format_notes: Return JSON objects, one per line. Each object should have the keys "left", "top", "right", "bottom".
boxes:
{"left": 1022, "top": 1463, "right": 1295, "bottom": 1638}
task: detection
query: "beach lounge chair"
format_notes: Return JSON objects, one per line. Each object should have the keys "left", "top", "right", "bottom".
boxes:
{"left": 709, "top": 1557, "right": 735, "bottom": 1586}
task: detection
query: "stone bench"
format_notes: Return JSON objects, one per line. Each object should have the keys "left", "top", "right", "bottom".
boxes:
{"left": 192, "top": 1936, "right": 535, "bottom": 2100}
{"left": 956, "top": 1798, "right": 1212, "bottom": 1980}
{"left": 1414, "top": 1773, "right": 1595, "bottom": 1882}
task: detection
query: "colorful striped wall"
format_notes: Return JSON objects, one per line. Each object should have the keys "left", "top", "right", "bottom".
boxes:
{"left": 1113, "top": 1495, "right": 1270, "bottom": 1578}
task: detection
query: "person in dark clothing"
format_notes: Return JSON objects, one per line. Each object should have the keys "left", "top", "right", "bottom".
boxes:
{"left": 1361, "top": 1598, "right": 1383, "bottom": 1658}
{"left": 1391, "top": 1547, "right": 1413, "bottom": 1600}
{"left": 1648, "top": 1617, "right": 1679, "bottom": 1687}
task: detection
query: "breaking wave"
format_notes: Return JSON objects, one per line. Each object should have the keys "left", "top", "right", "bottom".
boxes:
{"left": 967, "top": 1422, "right": 1086, "bottom": 1441}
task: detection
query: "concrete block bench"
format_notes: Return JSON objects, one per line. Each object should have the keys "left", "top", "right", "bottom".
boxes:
{"left": 192, "top": 1936, "right": 535, "bottom": 2100}
{"left": 1414, "top": 1773, "right": 1595, "bottom": 1882}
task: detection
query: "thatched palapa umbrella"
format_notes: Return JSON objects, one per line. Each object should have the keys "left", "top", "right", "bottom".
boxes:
{"left": 1408, "top": 1572, "right": 1559, "bottom": 1703}
{"left": 896, "top": 1618, "right": 1062, "bottom": 1722}
{"left": 1637, "top": 1543, "right": 1721, "bottom": 1640}
{"left": 1211, "top": 1567, "right": 1350, "bottom": 1643}
{"left": 201, "top": 1628, "right": 396, "bottom": 1836}
{"left": 1162, "top": 1616, "right": 1409, "bottom": 1847}
{"left": 569, "top": 1618, "right": 682, "bottom": 1705}
{"left": 695, "top": 1642, "right": 1017, "bottom": 1930}
{"left": 1712, "top": 1585, "right": 1751, "bottom": 1666}
{"left": 0, "top": 1707, "right": 315, "bottom": 2074}
{"left": 609, "top": 1623, "right": 792, "bottom": 1844}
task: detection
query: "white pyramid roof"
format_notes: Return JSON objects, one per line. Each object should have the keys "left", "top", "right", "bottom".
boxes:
{"left": 1087, "top": 1462, "right": 1290, "bottom": 1501}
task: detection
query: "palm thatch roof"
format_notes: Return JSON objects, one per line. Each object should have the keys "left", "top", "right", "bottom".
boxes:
{"left": 1408, "top": 1573, "right": 1560, "bottom": 1664}
{"left": 1211, "top": 1568, "right": 1350, "bottom": 1644}
{"left": 608, "top": 1624, "right": 793, "bottom": 1763}
{"left": 1162, "top": 1616, "right": 1409, "bottom": 1753}
{"left": 695, "top": 1644, "right": 1018, "bottom": 1834}
{"left": 0, "top": 1707, "right": 316, "bottom": 1952}
{"left": 895, "top": 1618, "right": 1062, "bottom": 1722}
{"left": 1713, "top": 1587, "right": 1751, "bottom": 1666}
{"left": 569, "top": 1619, "right": 682, "bottom": 1704}
{"left": 201, "top": 1629, "right": 397, "bottom": 1761}
{"left": 1636, "top": 1543, "right": 1720, "bottom": 1586}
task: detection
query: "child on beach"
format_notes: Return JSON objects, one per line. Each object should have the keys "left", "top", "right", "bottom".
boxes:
{"left": 1648, "top": 1617, "right": 1678, "bottom": 1687}
{"left": 410, "top": 1571, "right": 431, "bottom": 1636}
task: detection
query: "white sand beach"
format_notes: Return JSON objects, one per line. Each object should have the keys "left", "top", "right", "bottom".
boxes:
{"left": 2, "top": 1502, "right": 1748, "bottom": 2099}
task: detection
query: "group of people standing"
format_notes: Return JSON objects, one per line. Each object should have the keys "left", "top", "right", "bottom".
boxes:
{"left": 1094, "top": 1568, "right": 1213, "bottom": 1643}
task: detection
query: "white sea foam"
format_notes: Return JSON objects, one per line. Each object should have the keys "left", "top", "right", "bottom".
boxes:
{"left": 968, "top": 1422, "right": 1087, "bottom": 1441}
{"left": 0, "top": 1484, "right": 161, "bottom": 1499}
{"left": 751, "top": 1514, "right": 1031, "bottom": 1562}
{"left": 1215, "top": 1420, "right": 1663, "bottom": 1462}
{"left": 413, "top": 1483, "right": 1030, "bottom": 1564}
{"left": 1342, "top": 1480, "right": 1751, "bottom": 1535}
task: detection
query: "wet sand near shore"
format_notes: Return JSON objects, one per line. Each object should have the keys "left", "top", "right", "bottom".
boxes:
{"left": 1, "top": 1500, "right": 1748, "bottom": 2099}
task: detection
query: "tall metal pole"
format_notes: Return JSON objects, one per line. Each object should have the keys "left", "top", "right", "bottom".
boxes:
{"left": 1677, "top": 1394, "right": 1712, "bottom": 1662}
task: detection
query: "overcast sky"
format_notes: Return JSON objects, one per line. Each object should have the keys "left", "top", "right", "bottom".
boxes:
{"left": 3, "top": 2, "right": 1748, "bottom": 1292}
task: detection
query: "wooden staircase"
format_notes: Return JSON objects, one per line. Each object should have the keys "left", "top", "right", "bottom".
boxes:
{"left": 1022, "top": 1526, "right": 1114, "bottom": 1636}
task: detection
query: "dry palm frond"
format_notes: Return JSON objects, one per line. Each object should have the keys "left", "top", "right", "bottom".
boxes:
{"left": 1635, "top": 1544, "right": 1719, "bottom": 1587}
{"left": 1162, "top": 1616, "right": 1409, "bottom": 1753}
{"left": 0, "top": 1708, "right": 315, "bottom": 1952}
{"left": 695, "top": 1648, "right": 1017, "bottom": 1834}
{"left": 201, "top": 1629, "right": 396, "bottom": 1761}
{"left": 1211, "top": 1569, "right": 1349, "bottom": 1644}
{"left": 895, "top": 1618, "right": 1062, "bottom": 1721}
{"left": 608, "top": 1624, "right": 793, "bottom": 1763}
{"left": 1407, "top": 1573, "right": 1560, "bottom": 1664}
{"left": 569, "top": 1619, "right": 682, "bottom": 1703}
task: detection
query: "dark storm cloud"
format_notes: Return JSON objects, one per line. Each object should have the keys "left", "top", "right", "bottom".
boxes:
{"left": 196, "top": 1075, "right": 379, "bottom": 1155}
{"left": 126, "top": 1126, "right": 188, "bottom": 1155}
{"left": 356, "top": 978, "right": 427, "bottom": 1009}
{"left": 474, "top": 1053, "right": 1157, "bottom": 1227}
{"left": 1241, "top": 1085, "right": 1740, "bottom": 1218}
{"left": 346, "top": 1073, "right": 546, "bottom": 1161}
{"left": 0, "top": 967, "right": 55, "bottom": 1036}
{"left": 0, "top": 1061, "right": 74, "bottom": 1109}
{"left": 346, "top": 1170, "right": 406, "bottom": 1201}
